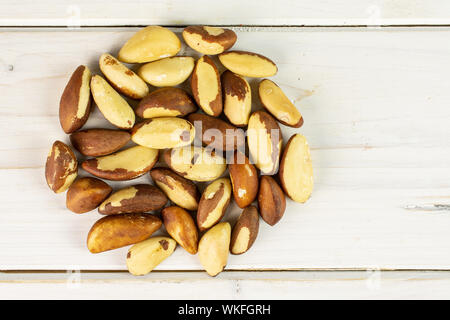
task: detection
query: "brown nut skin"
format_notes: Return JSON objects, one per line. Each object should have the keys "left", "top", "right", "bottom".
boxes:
{"left": 228, "top": 152, "right": 258, "bottom": 208}
{"left": 162, "top": 206, "right": 198, "bottom": 255}
{"left": 187, "top": 113, "right": 245, "bottom": 152}
{"left": 81, "top": 146, "right": 158, "bottom": 181}
{"left": 135, "top": 87, "right": 197, "bottom": 119}
{"left": 279, "top": 134, "right": 314, "bottom": 203}
{"left": 98, "top": 184, "right": 167, "bottom": 215}
{"left": 59, "top": 65, "right": 92, "bottom": 134}
{"left": 247, "top": 111, "right": 283, "bottom": 175}
{"left": 183, "top": 26, "right": 237, "bottom": 55}
{"left": 66, "top": 177, "right": 112, "bottom": 214}
{"left": 221, "top": 71, "right": 252, "bottom": 127}
{"left": 258, "top": 176, "right": 286, "bottom": 226}
{"left": 190, "top": 55, "right": 222, "bottom": 117}
{"left": 198, "top": 222, "right": 231, "bottom": 277}
{"left": 45, "top": 141, "right": 78, "bottom": 193}
{"left": 150, "top": 168, "right": 200, "bottom": 211}
{"left": 259, "top": 79, "right": 303, "bottom": 128}
{"left": 70, "top": 129, "right": 131, "bottom": 157}
{"left": 87, "top": 213, "right": 162, "bottom": 253}
{"left": 219, "top": 51, "right": 277, "bottom": 78}
{"left": 197, "top": 178, "right": 232, "bottom": 232}
{"left": 230, "top": 206, "right": 259, "bottom": 255}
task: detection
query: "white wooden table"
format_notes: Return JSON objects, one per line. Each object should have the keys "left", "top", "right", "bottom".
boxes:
{"left": 1, "top": 0, "right": 450, "bottom": 299}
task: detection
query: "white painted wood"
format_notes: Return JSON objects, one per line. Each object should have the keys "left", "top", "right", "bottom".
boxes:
{"left": 2, "top": 271, "right": 450, "bottom": 299}
{"left": 0, "top": 28, "right": 450, "bottom": 271}
{"left": 1, "top": 1, "right": 450, "bottom": 27}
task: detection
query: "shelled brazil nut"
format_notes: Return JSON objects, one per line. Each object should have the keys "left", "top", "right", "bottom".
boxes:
{"left": 59, "top": 65, "right": 92, "bottom": 134}
{"left": 99, "top": 53, "right": 149, "bottom": 99}
{"left": 45, "top": 141, "right": 78, "bottom": 193}
{"left": 82, "top": 146, "right": 158, "bottom": 181}
{"left": 183, "top": 26, "right": 237, "bottom": 55}
{"left": 87, "top": 213, "right": 162, "bottom": 253}
{"left": 70, "top": 129, "right": 131, "bottom": 157}
{"left": 98, "top": 184, "right": 167, "bottom": 215}
{"left": 138, "top": 57, "right": 195, "bottom": 87}
{"left": 131, "top": 117, "right": 195, "bottom": 149}
{"left": 135, "top": 87, "right": 197, "bottom": 119}
{"left": 150, "top": 168, "right": 200, "bottom": 211}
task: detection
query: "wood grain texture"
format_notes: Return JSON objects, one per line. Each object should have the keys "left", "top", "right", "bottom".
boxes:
{"left": 0, "top": 28, "right": 449, "bottom": 271}
{"left": 1, "top": 1, "right": 450, "bottom": 26}
{"left": 2, "top": 271, "right": 450, "bottom": 299}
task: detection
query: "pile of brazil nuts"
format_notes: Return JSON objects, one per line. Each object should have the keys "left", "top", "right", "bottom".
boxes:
{"left": 45, "top": 25, "right": 314, "bottom": 276}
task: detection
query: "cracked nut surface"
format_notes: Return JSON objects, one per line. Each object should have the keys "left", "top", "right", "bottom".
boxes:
{"left": 198, "top": 222, "right": 231, "bottom": 277}
{"left": 258, "top": 175, "right": 286, "bottom": 226}
{"left": 138, "top": 56, "right": 194, "bottom": 87}
{"left": 98, "top": 184, "right": 167, "bottom": 215}
{"left": 279, "top": 133, "right": 314, "bottom": 203}
{"left": 230, "top": 206, "right": 259, "bottom": 255}
{"left": 162, "top": 206, "right": 198, "bottom": 254}
{"left": 259, "top": 79, "right": 303, "bottom": 128}
{"left": 190, "top": 55, "right": 222, "bottom": 116}
{"left": 135, "top": 87, "right": 197, "bottom": 119}
{"left": 66, "top": 177, "right": 112, "bottom": 214}
{"left": 219, "top": 51, "right": 277, "bottom": 78}
{"left": 118, "top": 26, "right": 181, "bottom": 63}
{"left": 183, "top": 26, "right": 237, "bottom": 55}
{"left": 45, "top": 141, "right": 78, "bottom": 193}
{"left": 221, "top": 70, "right": 251, "bottom": 127}
{"left": 197, "top": 178, "right": 232, "bottom": 232}
{"left": 187, "top": 113, "right": 245, "bottom": 152}
{"left": 126, "top": 236, "right": 176, "bottom": 276}
{"left": 70, "top": 128, "right": 131, "bottom": 157}
{"left": 90, "top": 75, "right": 135, "bottom": 129}
{"left": 59, "top": 65, "right": 92, "bottom": 134}
{"left": 131, "top": 117, "right": 195, "bottom": 149}
{"left": 99, "top": 53, "right": 149, "bottom": 99}
{"left": 82, "top": 146, "right": 158, "bottom": 181}
{"left": 228, "top": 152, "right": 258, "bottom": 208}
{"left": 163, "top": 146, "right": 226, "bottom": 182}
{"left": 247, "top": 111, "right": 282, "bottom": 175}
{"left": 87, "top": 213, "right": 162, "bottom": 253}
{"left": 150, "top": 168, "right": 200, "bottom": 211}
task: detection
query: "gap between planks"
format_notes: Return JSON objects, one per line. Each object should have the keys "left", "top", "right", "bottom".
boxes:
{"left": 2, "top": 25, "right": 450, "bottom": 32}
{"left": 4, "top": 268, "right": 450, "bottom": 274}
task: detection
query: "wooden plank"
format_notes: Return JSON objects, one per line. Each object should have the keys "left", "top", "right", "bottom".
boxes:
{"left": 2, "top": 271, "right": 450, "bottom": 299}
{"left": 1, "top": 1, "right": 450, "bottom": 27}
{"left": 0, "top": 28, "right": 449, "bottom": 271}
